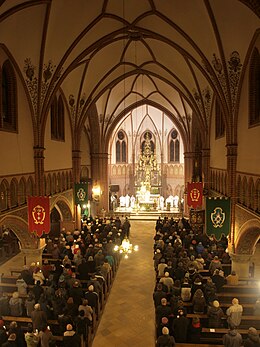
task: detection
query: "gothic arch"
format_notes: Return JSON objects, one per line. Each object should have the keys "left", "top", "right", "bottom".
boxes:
{"left": 50, "top": 196, "right": 73, "bottom": 222}
{"left": 235, "top": 219, "right": 260, "bottom": 255}
{"left": 0, "top": 215, "right": 37, "bottom": 249}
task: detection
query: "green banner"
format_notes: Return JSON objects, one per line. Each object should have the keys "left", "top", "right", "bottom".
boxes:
{"left": 206, "top": 197, "right": 231, "bottom": 240}
{"left": 74, "top": 183, "right": 88, "bottom": 205}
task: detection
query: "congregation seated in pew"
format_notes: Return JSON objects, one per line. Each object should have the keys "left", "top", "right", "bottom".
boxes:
{"left": 0, "top": 216, "right": 127, "bottom": 346}
{"left": 153, "top": 216, "right": 259, "bottom": 346}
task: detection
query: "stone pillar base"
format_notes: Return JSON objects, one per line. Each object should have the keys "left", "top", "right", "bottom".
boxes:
{"left": 21, "top": 239, "right": 46, "bottom": 266}
{"left": 230, "top": 253, "right": 252, "bottom": 278}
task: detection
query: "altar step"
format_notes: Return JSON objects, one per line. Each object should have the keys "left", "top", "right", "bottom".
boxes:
{"left": 114, "top": 209, "right": 182, "bottom": 221}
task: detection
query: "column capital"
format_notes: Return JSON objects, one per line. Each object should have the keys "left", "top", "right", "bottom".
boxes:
{"left": 230, "top": 252, "right": 252, "bottom": 263}
{"left": 226, "top": 143, "right": 238, "bottom": 156}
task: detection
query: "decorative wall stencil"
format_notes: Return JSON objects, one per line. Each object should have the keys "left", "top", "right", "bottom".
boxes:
{"left": 202, "top": 87, "right": 212, "bottom": 121}
{"left": 43, "top": 60, "right": 55, "bottom": 82}
{"left": 68, "top": 94, "right": 76, "bottom": 125}
{"left": 41, "top": 60, "right": 56, "bottom": 105}
{"left": 23, "top": 58, "right": 38, "bottom": 113}
{"left": 192, "top": 87, "right": 212, "bottom": 124}
{"left": 24, "top": 58, "right": 63, "bottom": 114}
{"left": 204, "top": 52, "right": 242, "bottom": 114}
{"left": 228, "top": 51, "right": 242, "bottom": 112}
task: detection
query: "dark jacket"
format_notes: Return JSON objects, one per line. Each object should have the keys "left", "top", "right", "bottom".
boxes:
{"left": 223, "top": 329, "right": 242, "bottom": 347}
{"left": 207, "top": 305, "right": 225, "bottom": 328}
{"left": 31, "top": 309, "right": 48, "bottom": 331}
{"left": 244, "top": 331, "right": 260, "bottom": 347}
{"left": 63, "top": 330, "right": 81, "bottom": 347}
{"left": 156, "top": 334, "right": 175, "bottom": 347}
{"left": 172, "top": 315, "right": 189, "bottom": 342}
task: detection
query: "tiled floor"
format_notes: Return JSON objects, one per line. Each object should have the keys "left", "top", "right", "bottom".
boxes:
{"left": 92, "top": 220, "right": 156, "bottom": 347}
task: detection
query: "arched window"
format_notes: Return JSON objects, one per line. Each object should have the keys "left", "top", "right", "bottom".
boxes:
{"left": 27, "top": 176, "right": 34, "bottom": 197}
{"left": 18, "top": 178, "right": 26, "bottom": 205}
{"left": 1, "top": 60, "right": 17, "bottom": 131}
{"left": 0, "top": 180, "right": 9, "bottom": 211}
{"left": 51, "top": 95, "right": 65, "bottom": 140}
{"left": 249, "top": 48, "right": 260, "bottom": 126}
{"left": 169, "top": 129, "right": 180, "bottom": 162}
{"left": 10, "top": 179, "right": 18, "bottom": 208}
{"left": 141, "top": 131, "right": 155, "bottom": 152}
{"left": 215, "top": 98, "right": 225, "bottom": 138}
{"left": 115, "top": 130, "right": 127, "bottom": 163}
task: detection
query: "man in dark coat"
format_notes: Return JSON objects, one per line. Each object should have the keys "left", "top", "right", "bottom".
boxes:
{"left": 153, "top": 283, "right": 167, "bottom": 308}
{"left": 30, "top": 303, "right": 48, "bottom": 332}
{"left": 63, "top": 324, "right": 81, "bottom": 347}
{"left": 223, "top": 325, "right": 242, "bottom": 347}
{"left": 156, "top": 298, "right": 171, "bottom": 327}
{"left": 212, "top": 269, "right": 226, "bottom": 292}
{"left": 172, "top": 309, "right": 189, "bottom": 343}
{"left": 207, "top": 300, "right": 225, "bottom": 328}
{"left": 156, "top": 327, "right": 175, "bottom": 347}
{"left": 243, "top": 327, "right": 260, "bottom": 347}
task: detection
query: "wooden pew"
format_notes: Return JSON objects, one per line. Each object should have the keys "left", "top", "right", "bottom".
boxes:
{"left": 216, "top": 292, "right": 259, "bottom": 303}
{"left": 222, "top": 284, "right": 260, "bottom": 294}
{"left": 183, "top": 302, "right": 255, "bottom": 315}
{"left": 201, "top": 327, "right": 260, "bottom": 344}
{"left": 1, "top": 274, "right": 20, "bottom": 284}
{"left": 186, "top": 313, "right": 260, "bottom": 329}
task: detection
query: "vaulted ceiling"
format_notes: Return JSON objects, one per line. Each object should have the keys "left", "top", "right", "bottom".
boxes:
{"left": 0, "top": 0, "right": 259, "bottom": 150}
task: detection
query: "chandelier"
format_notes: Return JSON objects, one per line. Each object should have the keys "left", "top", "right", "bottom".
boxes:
{"left": 114, "top": 237, "right": 139, "bottom": 259}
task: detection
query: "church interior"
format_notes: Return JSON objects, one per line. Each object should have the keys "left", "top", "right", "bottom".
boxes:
{"left": 0, "top": 1, "right": 260, "bottom": 346}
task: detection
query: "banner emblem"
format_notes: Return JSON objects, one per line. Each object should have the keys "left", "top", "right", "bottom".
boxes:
{"left": 32, "top": 205, "right": 46, "bottom": 225}
{"left": 211, "top": 207, "right": 225, "bottom": 228}
{"left": 28, "top": 196, "right": 50, "bottom": 237}
{"left": 187, "top": 182, "right": 203, "bottom": 208}
{"left": 190, "top": 188, "right": 200, "bottom": 202}
{"left": 77, "top": 188, "right": 86, "bottom": 202}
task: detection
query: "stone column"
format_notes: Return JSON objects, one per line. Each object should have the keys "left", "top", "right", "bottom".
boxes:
{"left": 201, "top": 148, "right": 210, "bottom": 192}
{"left": 183, "top": 152, "right": 196, "bottom": 215}
{"left": 226, "top": 144, "right": 238, "bottom": 249}
{"left": 34, "top": 146, "right": 45, "bottom": 196}
{"left": 91, "top": 152, "right": 109, "bottom": 213}
{"left": 72, "top": 149, "right": 81, "bottom": 183}
{"left": 230, "top": 253, "right": 252, "bottom": 278}
{"left": 72, "top": 149, "right": 82, "bottom": 229}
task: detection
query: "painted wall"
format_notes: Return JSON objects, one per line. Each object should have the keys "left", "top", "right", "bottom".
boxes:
{"left": 44, "top": 108, "right": 72, "bottom": 171}
{"left": 209, "top": 111, "right": 227, "bottom": 170}
{"left": 0, "top": 77, "right": 34, "bottom": 176}
{"left": 237, "top": 62, "right": 260, "bottom": 174}
{"left": 81, "top": 128, "right": 91, "bottom": 170}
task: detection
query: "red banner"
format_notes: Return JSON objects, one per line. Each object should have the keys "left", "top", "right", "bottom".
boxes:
{"left": 187, "top": 182, "right": 203, "bottom": 209}
{"left": 28, "top": 196, "right": 50, "bottom": 237}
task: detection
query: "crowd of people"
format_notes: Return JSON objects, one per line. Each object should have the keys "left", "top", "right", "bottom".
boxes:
{"left": 153, "top": 216, "right": 260, "bottom": 347}
{"left": 0, "top": 215, "right": 131, "bottom": 347}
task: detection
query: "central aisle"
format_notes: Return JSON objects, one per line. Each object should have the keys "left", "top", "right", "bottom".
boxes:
{"left": 92, "top": 220, "right": 155, "bottom": 347}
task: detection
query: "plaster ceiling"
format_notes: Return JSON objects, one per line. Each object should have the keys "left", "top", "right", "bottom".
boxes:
{"left": 0, "top": 0, "right": 259, "bottom": 147}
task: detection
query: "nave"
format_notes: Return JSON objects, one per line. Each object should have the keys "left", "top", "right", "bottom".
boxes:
{"left": 92, "top": 220, "right": 155, "bottom": 347}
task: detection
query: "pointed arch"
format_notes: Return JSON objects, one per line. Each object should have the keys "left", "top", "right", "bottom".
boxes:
{"left": 115, "top": 129, "right": 127, "bottom": 163}
{"left": 10, "top": 178, "right": 18, "bottom": 208}
{"left": 0, "top": 179, "right": 9, "bottom": 211}
{"left": 18, "top": 177, "right": 27, "bottom": 205}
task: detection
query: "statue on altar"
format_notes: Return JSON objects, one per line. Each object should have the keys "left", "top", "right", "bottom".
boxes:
{"left": 159, "top": 195, "right": 165, "bottom": 210}
{"left": 130, "top": 195, "right": 135, "bottom": 208}
{"left": 125, "top": 194, "right": 130, "bottom": 208}
{"left": 119, "top": 195, "right": 126, "bottom": 207}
